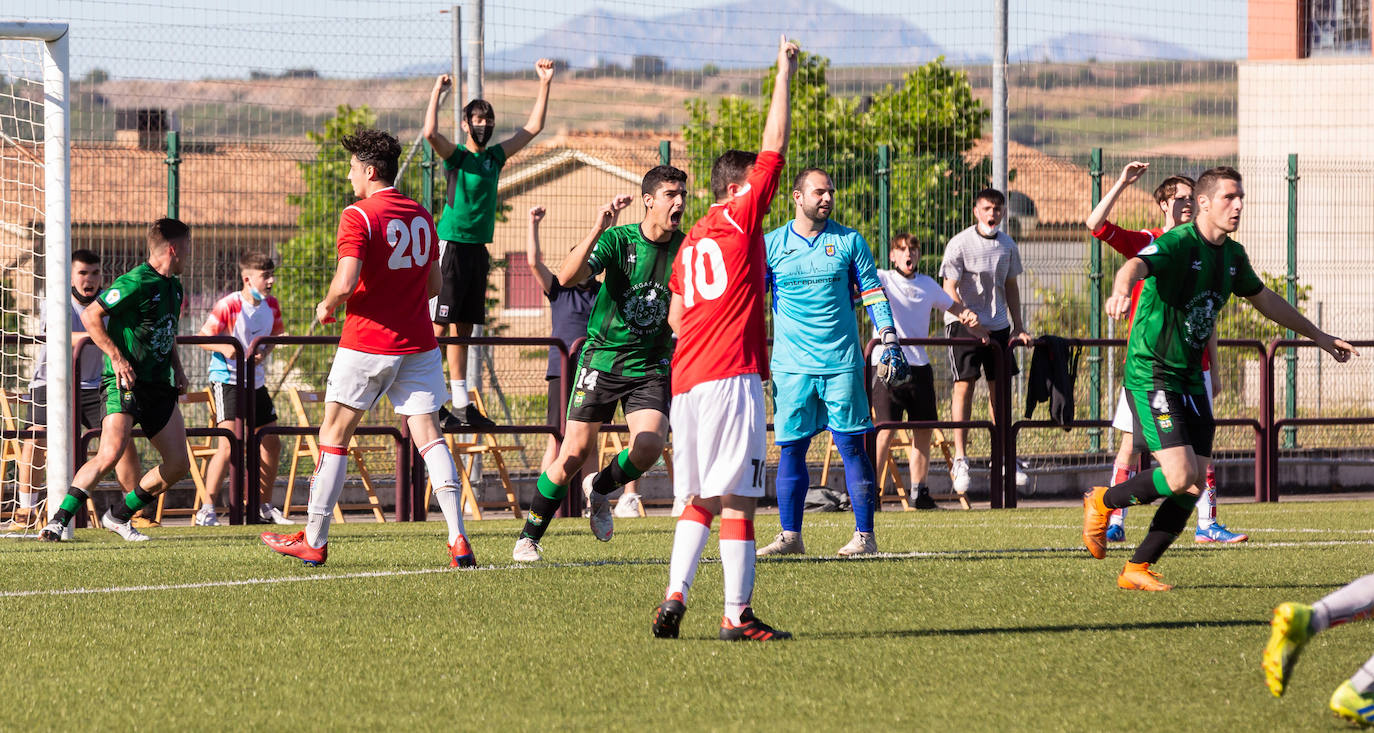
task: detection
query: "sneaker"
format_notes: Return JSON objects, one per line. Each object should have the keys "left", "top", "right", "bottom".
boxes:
{"left": 950, "top": 457, "right": 971, "bottom": 494}
{"left": 670, "top": 495, "right": 687, "bottom": 518}
{"left": 837, "top": 530, "right": 878, "bottom": 556}
{"left": 613, "top": 493, "right": 642, "bottom": 518}
{"left": 583, "top": 473, "right": 613, "bottom": 542}
{"left": 512, "top": 536, "right": 543, "bottom": 562}
{"left": 911, "top": 488, "right": 939, "bottom": 511}
{"left": 438, "top": 405, "right": 463, "bottom": 432}
{"left": 194, "top": 506, "right": 220, "bottom": 527}
{"left": 259, "top": 503, "right": 296, "bottom": 525}
{"left": 101, "top": 510, "right": 150, "bottom": 542}
{"left": 1105, "top": 523, "right": 1126, "bottom": 543}
{"left": 261, "top": 530, "right": 327, "bottom": 566}
{"left": 1015, "top": 460, "right": 1029, "bottom": 487}
{"left": 1082, "top": 487, "right": 1109, "bottom": 559}
{"left": 1195, "top": 523, "right": 1248, "bottom": 543}
{"left": 719, "top": 607, "right": 792, "bottom": 641}
{"left": 1117, "top": 561, "right": 1171, "bottom": 591}
{"left": 651, "top": 593, "right": 687, "bottom": 639}
{"left": 1263, "top": 602, "right": 1313, "bottom": 697}
{"left": 756, "top": 530, "right": 804, "bottom": 557}
{"left": 1329, "top": 680, "right": 1374, "bottom": 727}
{"left": 38, "top": 520, "right": 63, "bottom": 542}
{"left": 455, "top": 404, "right": 497, "bottom": 430}
{"left": 448, "top": 535, "right": 477, "bottom": 568}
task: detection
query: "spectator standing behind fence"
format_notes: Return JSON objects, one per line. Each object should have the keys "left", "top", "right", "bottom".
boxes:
{"left": 5, "top": 250, "right": 141, "bottom": 532}
{"left": 939, "top": 188, "right": 1033, "bottom": 500}
{"left": 193, "top": 251, "right": 293, "bottom": 527}
{"left": 423, "top": 60, "right": 555, "bottom": 432}
{"left": 872, "top": 233, "right": 983, "bottom": 510}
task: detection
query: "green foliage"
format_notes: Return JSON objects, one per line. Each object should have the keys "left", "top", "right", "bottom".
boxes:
{"left": 683, "top": 50, "right": 990, "bottom": 253}
{"left": 1215, "top": 272, "right": 1309, "bottom": 345}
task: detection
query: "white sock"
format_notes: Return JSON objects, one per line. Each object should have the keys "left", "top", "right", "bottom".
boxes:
{"left": 1108, "top": 507, "right": 1126, "bottom": 527}
{"left": 18, "top": 490, "right": 37, "bottom": 509}
{"left": 420, "top": 437, "right": 465, "bottom": 544}
{"left": 666, "top": 503, "right": 714, "bottom": 603}
{"left": 305, "top": 445, "right": 349, "bottom": 548}
{"left": 451, "top": 380, "right": 469, "bottom": 409}
{"left": 720, "top": 517, "right": 756, "bottom": 625}
{"left": 1352, "top": 655, "right": 1374, "bottom": 694}
{"left": 1197, "top": 488, "right": 1217, "bottom": 529}
{"left": 1312, "top": 573, "right": 1374, "bottom": 633}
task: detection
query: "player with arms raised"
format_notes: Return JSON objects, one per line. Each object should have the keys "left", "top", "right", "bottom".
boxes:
{"left": 651, "top": 35, "right": 797, "bottom": 641}
{"left": 261, "top": 128, "right": 474, "bottom": 568}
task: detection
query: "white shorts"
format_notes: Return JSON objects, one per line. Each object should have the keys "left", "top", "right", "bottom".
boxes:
{"left": 670, "top": 374, "right": 767, "bottom": 499}
{"left": 1111, "top": 369, "right": 1213, "bottom": 433}
{"left": 325, "top": 347, "right": 446, "bottom": 416}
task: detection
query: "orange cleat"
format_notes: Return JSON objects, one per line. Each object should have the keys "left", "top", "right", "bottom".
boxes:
{"left": 1117, "top": 561, "right": 1172, "bottom": 591}
{"left": 262, "top": 530, "right": 327, "bottom": 566}
{"left": 1082, "top": 486, "right": 1110, "bottom": 559}
{"left": 448, "top": 535, "right": 477, "bottom": 568}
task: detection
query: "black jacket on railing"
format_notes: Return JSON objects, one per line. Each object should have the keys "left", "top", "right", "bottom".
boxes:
{"left": 1025, "top": 336, "right": 1081, "bottom": 431}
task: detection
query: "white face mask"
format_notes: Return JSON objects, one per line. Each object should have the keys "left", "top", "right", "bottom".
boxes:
{"left": 976, "top": 221, "right": 1000, "bottom": 238}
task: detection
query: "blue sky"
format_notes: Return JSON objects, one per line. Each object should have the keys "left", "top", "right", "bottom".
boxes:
{"left": 7, "top": 0, "right": 1248, "bottom": 79}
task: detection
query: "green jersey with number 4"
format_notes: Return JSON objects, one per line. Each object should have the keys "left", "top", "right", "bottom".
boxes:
{"left": 97, "top": 262, "right": 184, "bottom": 386}
{"left": 579, "top": 223, "right": 684, "bottom": 378}
{"left": 1123, "top": 221, "right": 1263, "bottom": 394}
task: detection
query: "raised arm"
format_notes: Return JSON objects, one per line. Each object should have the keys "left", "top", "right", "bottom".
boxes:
{"left": 526, "top": 205, "right": 555, "bottom": 293}
{"left": 1245, "top": 286, "right": 1359, "bottom": 362}
{"left": 1086, "top": 161, "right": 1149, "bottom": 233}
{"left": 500, "top": 59, "right": 555, "bottom": 159}
{"left": 557, "top": 195, "right": 632, "bottom": 287}
{"left": 423, "top": 74, "right": 457, "bottom": 161}
{"left": 760, "top": 35, "right": 799, "bottom": 155}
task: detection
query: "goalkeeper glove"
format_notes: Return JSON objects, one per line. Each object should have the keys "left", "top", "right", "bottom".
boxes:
{"left": 876, "top": 328, "right": 910, "bottom": 386}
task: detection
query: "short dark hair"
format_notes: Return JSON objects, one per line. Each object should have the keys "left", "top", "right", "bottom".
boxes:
{"left": 792, "top": 167, "right": 831, "bottom": 193}
{"left": 71, "top": 249, "right": 100, "bottom": 266}
{"left": 463, "top": 98, "right": 494, "bottom": 122}
{"left": 239, "top": 251, "right": 275, "bottom": 272}
{"left": 641, "top": 165, "right": 687, "bottom": 196}
{"left": 710, "top": 150, "right": 758, "bottom": 201}
{"left": 1153, "top": 175, "right": 1196, "bottom": 205}
{"left": 974, "top": 188, "right": 1006, "bottom": 207}
{"left": 341, "top": 127, "right": 402, "bottom": 184}
{"left": 148, "top": 218, "right": 190, "bottom": 252}
{"left": 1194, "top": 166, "right": 1242, "bottom": 199}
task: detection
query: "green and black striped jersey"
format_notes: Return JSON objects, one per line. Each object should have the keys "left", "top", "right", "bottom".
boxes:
{"left": 1123, "top": 222, "right": 1263, "bottom": 394}
{"left": 579, "top": 223, "right": 684, "bottom": 377}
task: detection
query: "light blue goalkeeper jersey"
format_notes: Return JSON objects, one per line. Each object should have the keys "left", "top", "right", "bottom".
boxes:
{"left": 765, "top": 219, "right": 893, "bottom": 376}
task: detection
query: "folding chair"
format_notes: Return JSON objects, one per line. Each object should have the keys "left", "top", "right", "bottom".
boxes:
{"left": 153, "top": 389, "right": 221, "bottom": 523}
{"left": 821, "top": 426, "right": 969, "bottom": 511}
{"left": 425, "top": 390, "right": 522, "bottom": 520}
{"left": 281, "top": 388, "right": 387, "bottom": 523}
{"left": 594, "top": 428, "right": 674, "bottom": 517}
{"left": 0, "top": 389, "right": 27, "bottom": 521}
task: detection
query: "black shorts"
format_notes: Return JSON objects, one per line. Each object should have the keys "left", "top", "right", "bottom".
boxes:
{"left": 872, "top": 364, "right": 937, "bottom": 424}
{"left": 1126, "top": 388, "right": 1214, "bottom": 458}
{"left": 567, "top": 367, "right": 670, "bottom": 424}
{"left": 433, "top": 240, "right": 490, "bottom": 325}
{"left": 946, "top": 322, "right": 1019, "bottom": 382}
{"left": 28, "top": 384, "right": 105, "bottom": 430}
{"left": 211, "top": 383, "right": 278, "bottom": 425}
{"left": 102, "top": 378, "right": 179, "bottom": 439}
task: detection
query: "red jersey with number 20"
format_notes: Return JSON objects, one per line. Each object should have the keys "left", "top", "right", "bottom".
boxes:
{"left": 670, "top": 150, "right": 785, "bottom": 395}
{"left": 336, "top": 187, "right": 440, "bottom": 355}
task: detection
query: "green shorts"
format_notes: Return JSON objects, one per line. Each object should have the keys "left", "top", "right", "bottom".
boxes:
{"left": 102, "top": 378, "right": 179, "bottom": 439}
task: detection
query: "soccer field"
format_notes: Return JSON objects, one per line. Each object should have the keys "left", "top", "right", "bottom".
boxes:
{"left": 4, "top": 500, "right": 1373, "bottom": 731}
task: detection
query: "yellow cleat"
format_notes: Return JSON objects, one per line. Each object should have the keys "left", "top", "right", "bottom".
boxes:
{"left": 1082, "top": 487, "right": 1109, "bottom": 559}
{"left": 1262, "top": 602, "right": 1313, "bottom": 697}
{"left": 1117, "top": 561, "right": 1172, "bottom": 591}
{"left": 1330, "top": 680, "right": 1374, "bottom": 727}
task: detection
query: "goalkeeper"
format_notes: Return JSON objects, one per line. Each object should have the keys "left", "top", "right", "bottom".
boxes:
{"left": 758, "top": 168, "right": 915, "bottom": 557}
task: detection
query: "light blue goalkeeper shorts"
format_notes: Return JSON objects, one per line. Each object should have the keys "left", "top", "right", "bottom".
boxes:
{"left": 770, "top": 369, "right": 873, "bottom": 444}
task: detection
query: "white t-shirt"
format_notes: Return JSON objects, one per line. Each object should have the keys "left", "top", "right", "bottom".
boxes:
{"left": 939, "top": 224, "right": 1023, "bottom": 330}
{"left": 870, "top": 269, "right": 953, "bottom": 367}
{"left": 31, "top": 294, "right": 104, "bottom": 391}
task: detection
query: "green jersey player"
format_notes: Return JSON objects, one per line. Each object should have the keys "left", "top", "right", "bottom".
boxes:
{"left": 41, "top": 219, "right": 194, "bottom": 543}
{"left": 1081, "top": 167, "right": 1358, "bottom": 590}
{"left": 512, "top": 165, "right": 688, "bottom": 561}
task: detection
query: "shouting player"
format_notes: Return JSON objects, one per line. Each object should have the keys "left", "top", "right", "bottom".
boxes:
{"left": 651, "top": 35, "right": 797, "bottom": 641}
{"left": 1082, "top": 166, "right": 1358, "bottom": 590}
{"left": 261, "top": 128, "right": 474, "bottom": 568}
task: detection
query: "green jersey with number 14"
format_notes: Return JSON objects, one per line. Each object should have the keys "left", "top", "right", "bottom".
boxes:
{"left": 579, "top": 223, "right": 684, "bottom": 378}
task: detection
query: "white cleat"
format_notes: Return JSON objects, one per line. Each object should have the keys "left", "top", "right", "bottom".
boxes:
{"left": 512, "top": 537, "right": 543, "bottom": 562}
{"left": 583, "top": 473, "right": 614, "bottom": 542}
{"left": 613, "top": 493, "right": 642, "bottom": 518}
{"left": 837, "top": 530, "right": 878, "bottom": 557}
{"left": 102, "top": 510, "right": 150, "bottom": 542}
{"left": 756, "top": 530, "right": 805, "bottom": 557}
{"left": 950, "top": 457, "right": 971, "bottom": 494}
{"left": 193, "top": 506, "right": 220, "bottom": 527}
{"left": 259, "top": 503, "right": 296, "bottom": 525}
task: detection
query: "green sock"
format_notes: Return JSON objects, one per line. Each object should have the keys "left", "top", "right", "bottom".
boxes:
{"left": 521, "top": 473, "right": 568, "bottom": 542}
{"left": 1152, "top": 468, "right": 1173, "bottom": 498}
{"left": 592, "top": 449, "right": 648, "bottom": 495}
{"left": 110, "top": 487, "right": 154, "bottom": 523}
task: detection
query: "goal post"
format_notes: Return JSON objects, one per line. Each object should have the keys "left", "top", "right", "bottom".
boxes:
{"left": 0, "top": 21, "right": 70, "bottom": 529}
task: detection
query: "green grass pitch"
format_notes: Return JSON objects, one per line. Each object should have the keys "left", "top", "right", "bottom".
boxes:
{"left": 4, "top": 500, "right": 1374, "bottom": 731}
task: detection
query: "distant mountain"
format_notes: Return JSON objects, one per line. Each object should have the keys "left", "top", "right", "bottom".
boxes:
{"left": 1010, "top": 32, "right": 1203, "bottom": 63}
{"left": 392, "top": 0, "right": 958, "bottom": 76}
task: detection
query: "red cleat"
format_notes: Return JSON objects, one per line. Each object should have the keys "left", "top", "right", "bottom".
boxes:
{"left": 261, "top": 531, "right": 327, "bottom": 566}
{"left": 448, "top": 535, "right": 477, "bottom": 568}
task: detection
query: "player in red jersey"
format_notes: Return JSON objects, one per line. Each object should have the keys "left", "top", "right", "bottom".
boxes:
{"left": 261, "top": 128, "right": 475, "bottom": 568}
{"left": 651, "top": 35, "right": 797, "bottom": 642}
{"left": 1086, "top": 162, "right": 1246, "bottom": 544}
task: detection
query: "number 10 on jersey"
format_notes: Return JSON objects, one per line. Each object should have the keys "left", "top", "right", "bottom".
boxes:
{"left": 679, "top": 238, "right": 727, "bottom": 307}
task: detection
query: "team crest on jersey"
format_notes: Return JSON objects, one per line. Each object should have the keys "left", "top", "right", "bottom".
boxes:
{"left": 1182, "top": 292, "right": 1219, "bottom": 348}
{"left": 825, "top": 244, "right": 836, "bottom": 256}
{"left": 150, "top": 314, "right": 177, "bottom": 356}
{"left": 622, "top": 282, "right": 669, "bottom": 335}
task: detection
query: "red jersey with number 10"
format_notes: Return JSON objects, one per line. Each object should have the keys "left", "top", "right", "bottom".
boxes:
{"left": 669, "top": 150, "right": 785, "bottom": 395}
{"left": 336, "top": 187, "right": 440, "bottom": 355}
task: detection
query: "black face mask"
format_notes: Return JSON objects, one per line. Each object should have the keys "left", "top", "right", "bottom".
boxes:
{"left": 72, "top": 285, "right": 97, "bottom": 306}
{"left": 468, "top": 120, "right": 493, "bottom": 147}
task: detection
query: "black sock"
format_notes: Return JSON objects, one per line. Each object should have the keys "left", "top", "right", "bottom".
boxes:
{"left": 591, "top": 450, "right": 644, "bottom": 496}
{"left": 520, "top": 493, "right": 563, "bottom": 543}
{"left": 1130, "top": 494, "right": 1198, "bottom": 564}
{"left": 51, "top": 487, "right": 89, "bottom": 527}
{"left": 1103, "top": 468, "right": 1167, "bottom": 509}
{"left": 110, "top": 486, "right": 155, "bottom": 523}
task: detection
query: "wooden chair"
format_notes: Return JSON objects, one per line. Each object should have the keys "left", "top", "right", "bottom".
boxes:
{"left": 820, "top": 425, "right": 969, "bottom": 511}
{"left": 424, "top": 390, "right": 522, "bottom": 520}
{"left": 153, "top": 390, "right": 221, "bottom": 523}
{"left": 281, "top": 388, "right": 387, "bottom": 523}
{"left": 595, "top": 428, "right": 674, "bottom": 517}
{"left": 0, "top": 389, "right": 26, "bottom": 520}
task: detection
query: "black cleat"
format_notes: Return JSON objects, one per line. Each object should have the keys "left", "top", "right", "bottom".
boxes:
{"left": 652, "top": 595, "right": 687, "bottom": 639}
{"left": 38, "top": 520, "right": 63, "bottom": 542}
{"left": 719, "top": 607, "right": 792, "bottom": 641}
{"left": 461, "top": 404, "right": 497, "bottom": 430}
{"left": 911, "top": 489, "right": 939, "bottom": 511}
{"left": 437, "top": 405, "right": 463, "bottom": 433}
